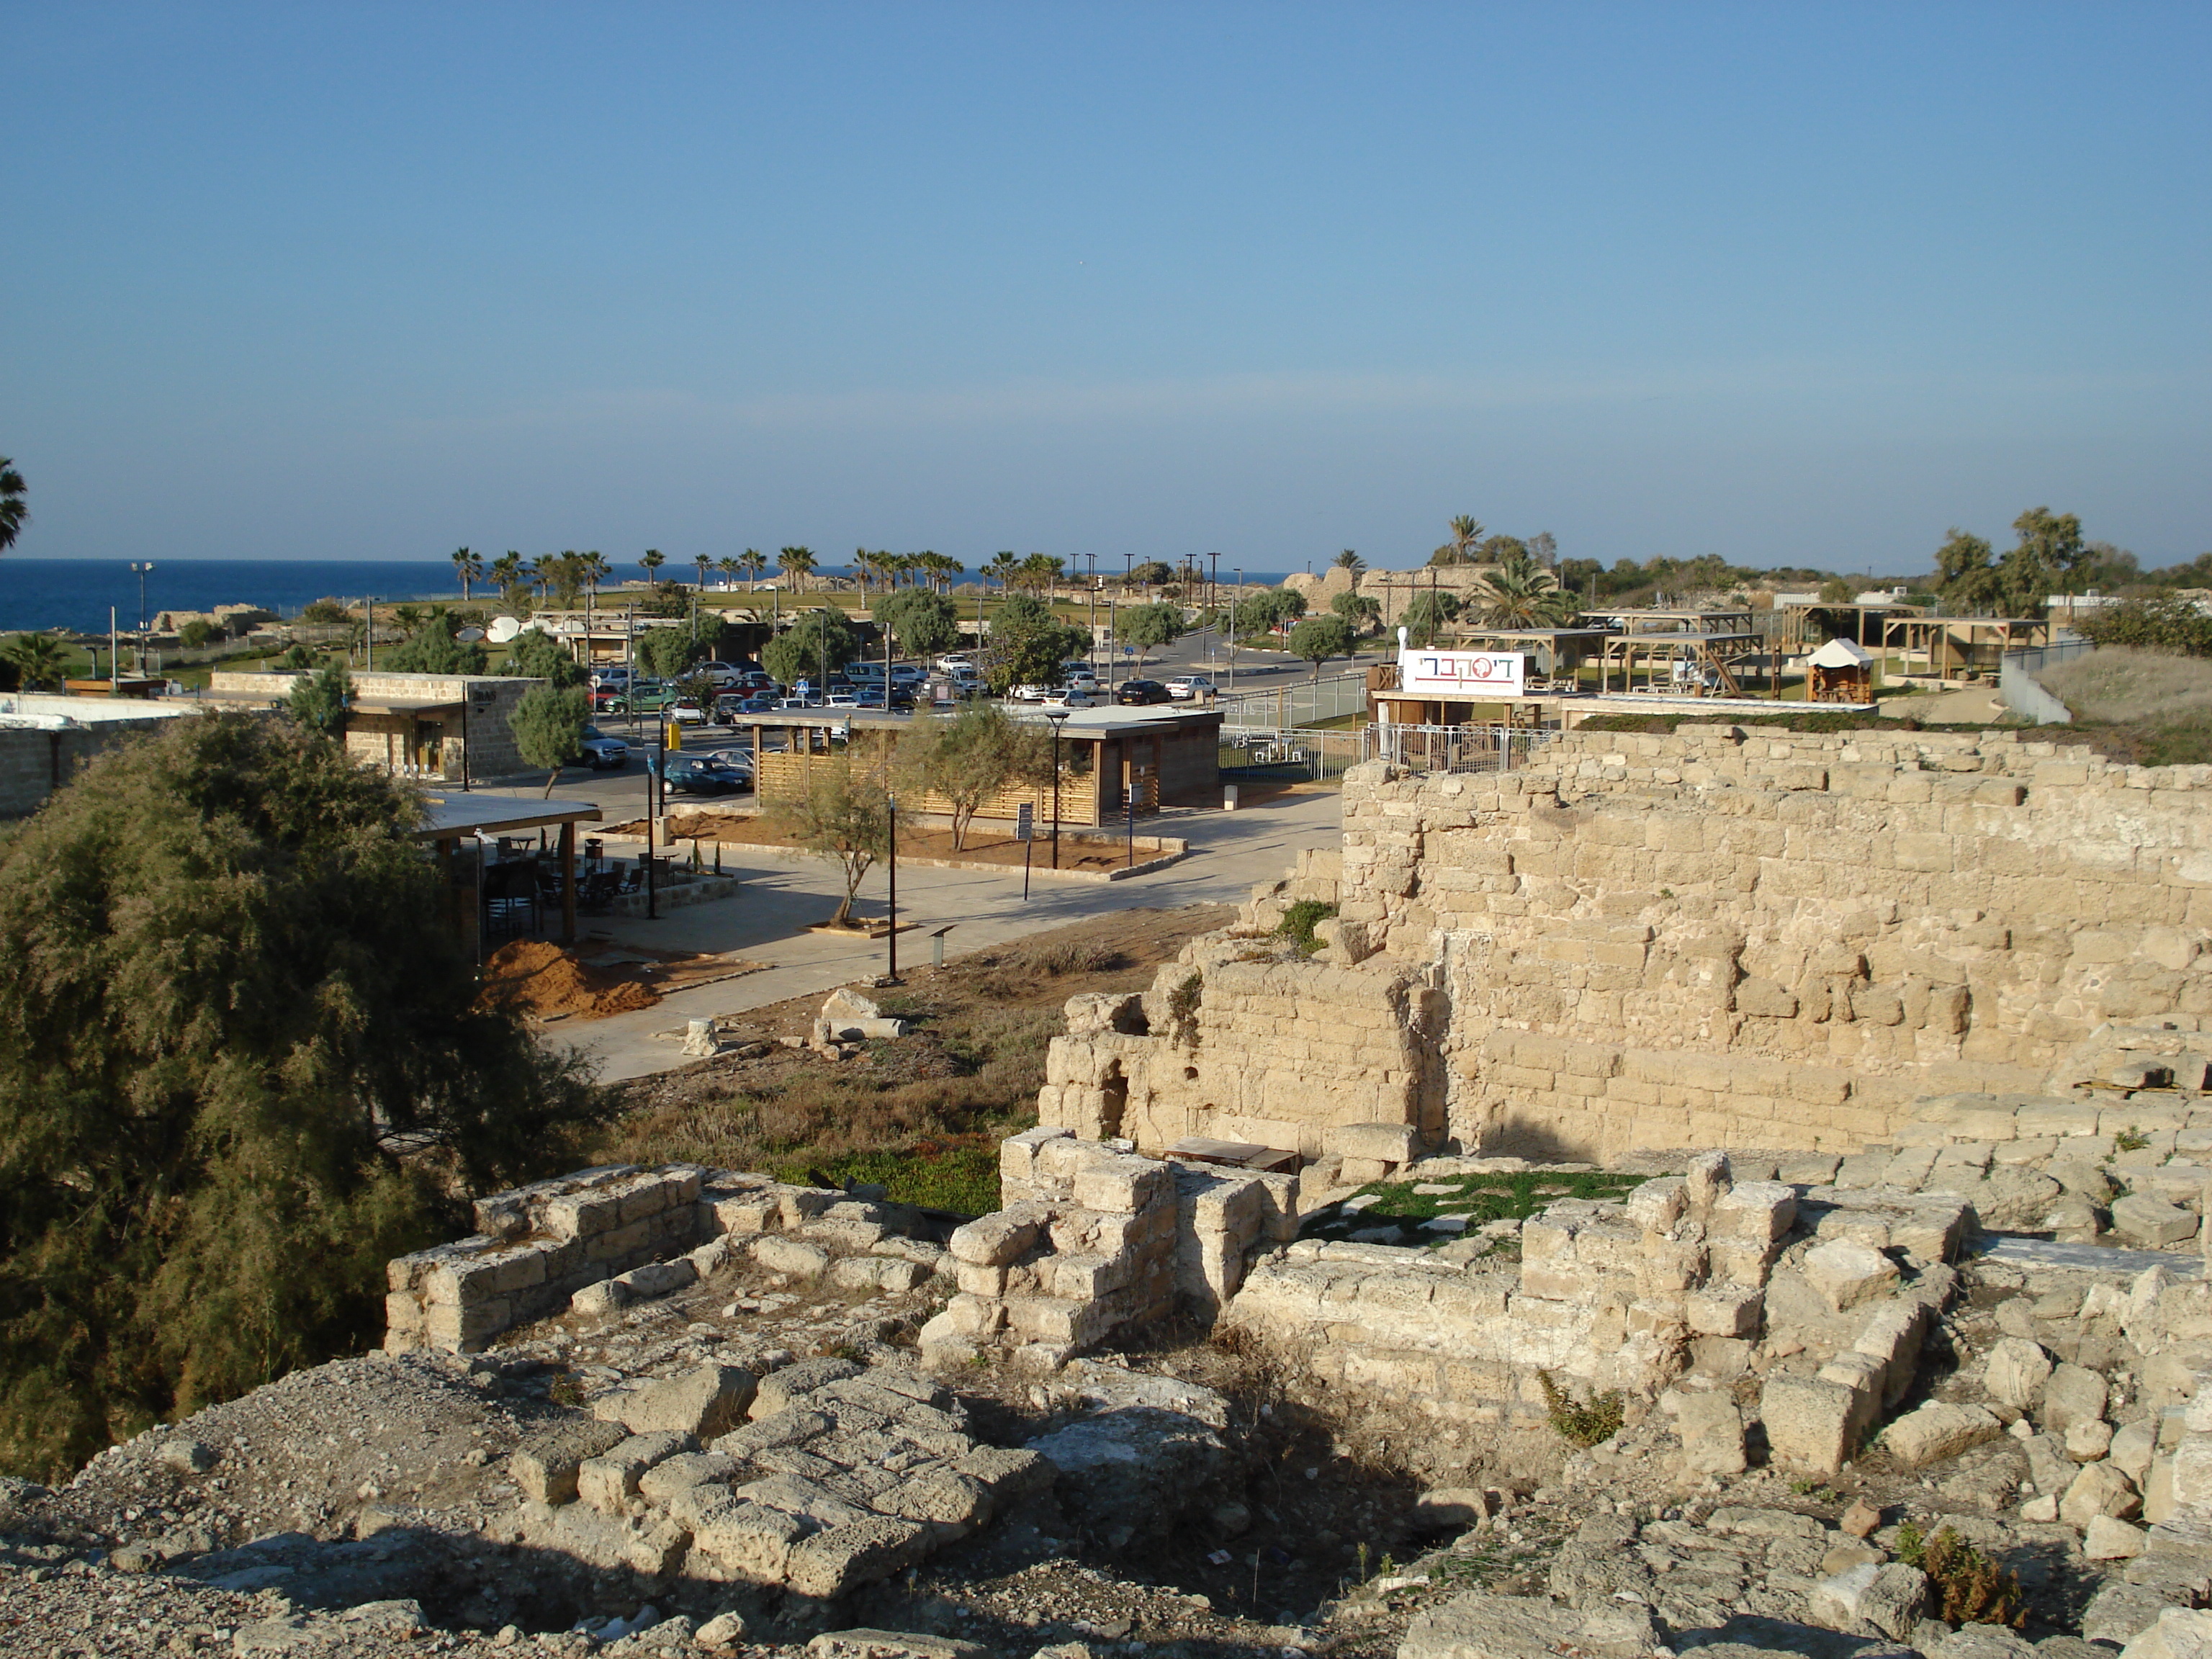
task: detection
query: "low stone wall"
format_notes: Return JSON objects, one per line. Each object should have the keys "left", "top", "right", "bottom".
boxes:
{"left": 385, "top": 1166, "right": 848, "bottom": 1354}
{"left": 917, "top": 1127, "right": 1298, "bottom": 1367}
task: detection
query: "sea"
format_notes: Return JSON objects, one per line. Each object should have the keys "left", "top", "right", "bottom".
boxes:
{"left": 0, "top": 558, "right": 1304, "bottom": 637}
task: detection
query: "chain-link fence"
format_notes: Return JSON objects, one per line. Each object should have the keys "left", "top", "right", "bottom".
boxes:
{"left": 1214, "top": 671, "right": 1369, "bottom": 731}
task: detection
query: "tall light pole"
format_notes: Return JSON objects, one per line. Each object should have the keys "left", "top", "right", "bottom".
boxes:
{"left": 1230, "top": 567, "right": 1241, "bottom": 691}
{"left": 885, "top": 791, "right": 900, "bottom": 982}
{"left": 1043, "top": 706, "right": 1071, "bottom": 869}
{"left": 130, "top": 562, "right": 154, "bottom": 631}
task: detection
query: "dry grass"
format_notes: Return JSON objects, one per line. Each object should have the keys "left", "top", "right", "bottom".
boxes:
{"left": 585, "top": 904, "right": 1231, "bottom": 1210}
{"left": 2040, "top": 647, "right": 2212, "bottom": 723}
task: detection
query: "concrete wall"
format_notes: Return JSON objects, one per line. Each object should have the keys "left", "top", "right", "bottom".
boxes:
{"left": 0, "top": 698, "right": 195, "bottom": 817}
{"left": 1044, "top": 722, "right": 2212, "bottom": 1162}
{"left": 210, "top": 670, "right": 539, "bottom": 781}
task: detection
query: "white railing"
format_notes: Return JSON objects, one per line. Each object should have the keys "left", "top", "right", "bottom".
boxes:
{"left": 1220, "top": 720, "right": 1556, "bottom": 780}
{"left": 1214, "top": 671, "right": 1369, "bottom": 730}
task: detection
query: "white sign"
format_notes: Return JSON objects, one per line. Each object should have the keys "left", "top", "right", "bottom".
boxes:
{"left": 1396, "top": 647, "right": 1526, "bottom": 698}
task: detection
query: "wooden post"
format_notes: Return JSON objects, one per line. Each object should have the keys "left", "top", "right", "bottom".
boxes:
{"left": 558, "top": 820, "right": 577, "bottom": 944}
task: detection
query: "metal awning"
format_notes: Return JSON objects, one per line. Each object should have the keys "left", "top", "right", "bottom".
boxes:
{"left": 351, "top": 696, "right": 466, "bottom": 715}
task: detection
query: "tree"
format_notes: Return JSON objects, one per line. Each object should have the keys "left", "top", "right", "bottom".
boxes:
{"left": 177, "top": 618, "right": 221, "bottom": 650}
{"left": 2078, "top": 595, "right": 2212, "bottom": 657}
{"left": 287, "top": 662, "right": 351, "bottom": 734}
{"left": 4, "top": 634, "right": 71, "bottom": 691}
{"left": 1120, "top": 601, "right": 1183, "bottom": 669}
{"left": 1233, "top": 586, "right": 1306, "bottom": 639}
{"left": 763, "top": 608, "right": 860, "bottom": 690}
{"left": 739, "top": 548, "right": 768, "bottom": 585}
{"left": 511, "top": 683, "right": 591, "bottom": 795}
{"left": 2013, "top": 507, "right": 2087, "bottom": 578}
{"left": 1017, "top": 553, "right": 1064, "bottom": 594}
{"left": 1130, "top": 560, "right": 1173, "bottom": 591}
{"left": 636, "top": 623, "right": 704, "bottom": 680}
{"left": 499, "top": 627, "right": 588, "bottom": 688}
{"left": 300, "top": 597, "right": 351, "bottom": 625}
{"left": 1333, "top": 549, "right": 1364, "bottom": 573}
{"left": 1818, "top": 576, "right": 1856, "bottom": 603}
{"left": 770, "top": 756, "right": 891, "bottom": 925}
{"left": 986, "top": 551, "right": 1020, "bottom": 593}
{"left": 1288, "top": 614, "right": 1355, "bottom": 681}
{"left": 1430, "top": 515, "right": 1485, "bottom": 567}
{"left": 1527, "top": 531, "right": 1557, "bottom": 569}
{"left": 1473, "top": 550, "right": 1578, "bottom": 629}
{"left": 383, "top": 624, "right": 489, "bottom": 675}
{"left": 877, "top": 589, "right": 960, "bottom": 660}
{"left": 716, "top": 556, "right": 739, "bottom": 589}
{"left": 693, "top": 554, "right": 711, "bottom": 591}
{"left": 1400, "top": 590, "right": 1462, "bottom": 647}
{"left": 1331, "top": 590, "right": 1382, "bottom": 635}
{"left": 986, "top": 594, "right": 1085, "bottom": 693}
{"left": 451, "top": 547, "right": 482, "bottom": 601}
{"left": 896, "top": 703, "right": 1053, "bottom": 850}
{"left": 0, "top": 714, "right": 602, "bottom": 1478}
{"left": 0, "top": 457, "right": 25, "bottom": 552}
{"left": 638, "top": 549, "right": 666, "bottom": 590}
{"left": 778, "top": 547, "right": 817, "bottom": 590}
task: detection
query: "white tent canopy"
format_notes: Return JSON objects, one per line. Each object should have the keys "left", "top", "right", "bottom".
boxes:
{"left": 1809, "top": 637, "right": 1874, "bottom": 668}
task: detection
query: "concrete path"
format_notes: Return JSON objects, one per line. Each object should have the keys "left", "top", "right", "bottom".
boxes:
{"left": 544, "top": 788, "right": 1344, "bottom": 1082}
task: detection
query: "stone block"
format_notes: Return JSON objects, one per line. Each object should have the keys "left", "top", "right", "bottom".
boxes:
{"left": 948, "top": 1210, "right": 1043, "bottom": 1267}
{"left": 1883, "top": 1402, "right": 2001, "bottom": 1469}
{"left": 2042, "top": 1362, "right": 2110, "bottom": 1436}
{"left": 613, "top": 1364, "right": 757, "bottom": 1439}
{"left": 1331, "top": 1122, "right": 1419, "bottom": 1164}
{"left": 1760, "top": 1375, "right": 1861, "bottom": 1475}
{"left": 508, "top": 1420, "right": 630, "bottom": 1506}
{"left": 1071, "top": 1155, "right": 1175, "bottom": 1215}
{"left": 783, "top": 1516, "right": 932, "bottom": 1599}
{"left": 1809, "top": 1561, "right": 1929, "bottom": 1640}
{"left": 1711, "top": 1181, "right": 1798, "bottom": 1242}
{"left": 1675, "top": 1390, "right": 1747, "bottom": 1475}
{"left": 691, "top": 1500, "right": 808, "bottom": 1581}
{"left": 1398, "top": 1593, "right": 1660, "bottom": 1659}
{"left": 2118, "top": 1607, "right": 2212, "bottom": 1659}
{"left": 2062, "top": 1460, "right": 2142, "bottom": 1527}
{"left": 2116, "top": 1193, "right": 2200, "bottom": 1248}
{"left": 1802, "top": 1238, "right": 1900, "bottom": 1313}
{"left": 1984, "top": 1338, "right": 2053, "bottom": 1411}
{"left": 752, "top": 1236, "right": 831, "bottom": 1281}
{"left": 2087, "top": 1516, "right": 2150, "bottom": 1560}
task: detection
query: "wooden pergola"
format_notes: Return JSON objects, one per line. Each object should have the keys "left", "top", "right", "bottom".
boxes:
{"left": 415, "top": 793, "right": 602, "bottom": 958}
{"left": 1876, "top": 613, "right": 2049, "bottom": 682}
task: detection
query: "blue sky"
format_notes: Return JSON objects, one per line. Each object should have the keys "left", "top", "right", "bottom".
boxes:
{"left": 5, "top": 3, "right": 2207, "bottom": 573}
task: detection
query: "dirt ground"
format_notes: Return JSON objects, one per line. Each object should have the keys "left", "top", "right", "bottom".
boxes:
{"left": 479, "top": 940, "right": 770, "bottom": 1022}
{"left": 585, "top": 904, "right": 1234, "bottom": 1204}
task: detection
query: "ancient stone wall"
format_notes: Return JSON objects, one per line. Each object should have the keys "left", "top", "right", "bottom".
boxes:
{"left": 1044, "top": 724, "right": 2212, "bottom": 1161}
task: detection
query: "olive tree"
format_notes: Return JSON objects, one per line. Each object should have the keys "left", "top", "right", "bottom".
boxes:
{"left": 511, "top": 683, "right": 591, "bottom": 796}
{"left": 1118, "top": 601, "right": 1182, "bottom": 670}
{"left": 896, "top": 703, "right": 1053, "bottom": 850}
{"left": 770, "top": 755, "right": 891, "bottom": 926}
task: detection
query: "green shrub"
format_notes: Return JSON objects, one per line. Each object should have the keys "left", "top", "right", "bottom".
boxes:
{"left": 1894, "top": 1523, "right": 2024, "bottom": 1627}
{"left": 1537, "top": 1370, "right": 1624, "bottom": 1447}
{"left": 1277, "top": 900, "right": 1337, "bottom": 955}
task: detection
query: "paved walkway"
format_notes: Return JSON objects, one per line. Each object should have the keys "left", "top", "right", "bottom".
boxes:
{"left": 542, "top": 788, "right": 1343, "bottom": 1082}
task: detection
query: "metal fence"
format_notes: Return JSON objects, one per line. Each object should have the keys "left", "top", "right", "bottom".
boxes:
{"left": 1221, "top": 720, "right": 1556, "bottom": 781}
{"left": 1214, "top": 671, "right": 1369, "bottom": 731}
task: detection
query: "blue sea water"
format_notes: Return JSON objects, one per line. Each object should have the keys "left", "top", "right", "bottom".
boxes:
{"left": 0, "top": 558, "right": 1303, "bottom": 637}
{"left": 0, "top": 559, "right": 470, "bottom": 636}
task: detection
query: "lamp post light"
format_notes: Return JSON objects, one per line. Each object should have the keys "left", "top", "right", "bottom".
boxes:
{"left": 130, "top": 562, "right": 154, "bottom": 632}
{"left": 885, "top": 791, "right": 900, "bottom": 982}
{"left": 1042, "top": 706, "right": 1071, "bottom": 869}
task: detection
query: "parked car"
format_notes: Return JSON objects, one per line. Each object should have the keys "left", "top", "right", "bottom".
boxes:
{"left": 1007, "top": 683, "right": 1049, "bottom": 703}
{"left": 1165, "top": 674, "right": 1216, "bottom": 701}
{"left": 824, "top": 691, "right": 859, "bottom": 709}
{"left": 935, "top": 654, "right": 976, "bottom": 673}
{"left": 663, "top": 753, "right": 750, "bottom": 796}
{"left": 1040, "top": 686, "right": 1100, "bottom": 709}
{"left": 608, "top": 678, "right": 678, "bottom": 714}
{"left": 694, "top": 661, "right": 743, "bottom": 688}
{"left": 670, "top": 697, "right": 708, "bottom": 725}
{"left": 578, "top": 724, "right": 629, "bottom": 769}
{"left": 590, "top": 684, "right": 625, "bottom": 711}
{"left": 1116, "top": 679, "right": 1173, "bottom": 706}
{"left": 589, "top": 665, "right": 632, "bottom": 689}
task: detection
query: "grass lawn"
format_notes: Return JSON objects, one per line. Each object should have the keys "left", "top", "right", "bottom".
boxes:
{"left": 1300, "top": 1166, "right": 1646, "bottom": 1250}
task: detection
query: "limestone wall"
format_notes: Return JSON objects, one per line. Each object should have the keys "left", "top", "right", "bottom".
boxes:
{"left": 1045, "top": 723, "right": 2212, "bottom": 1162}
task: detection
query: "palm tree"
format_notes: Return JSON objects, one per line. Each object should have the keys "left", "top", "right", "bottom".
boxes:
{"left": 640, "top": 549, "right": 666, "bottom": 588}
{"left": 1334, "top": 549, "right": 1365, "bottom": 575}
{"left": 0, "top": 458, "right": 25, "bottom": 553}
{"left": 1473, "top": 550, "right": 1578, "bottom": 629}
{"left": 986, "top": 551, "right": 1020, "bottom": 593}
{"left": 852, "top": 547, "right": 876, "bottom": 599}
{"left": 4, "top": 632, "right": 70, "bottom": 690}
{"left": 1431, "top": 516, "right": 1485, "bottom": 567}
{"left": 693, "top": 553, "right": 711, "bottom": 591}
{"left": 740, "top": 548, "right": 768, "bottom": 586}
{"left": 716, "top": 556, "right": 740, "bottom": 590}
{"left": 451, "top": 547, "right": 482, "bottom": 601}
{"left": 489, "top": 551, "right": 524, "bottom": 603}
{"left": 779, "top": 547, "right": 817, "bottom": 590}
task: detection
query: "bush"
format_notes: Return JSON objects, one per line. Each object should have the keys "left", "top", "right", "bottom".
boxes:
{"left": 0, "top": 715, "right": 603, "bottom": 1478}
{"left": 1537, "top": 1370, "right": 1624, "bottom": 1447}
{"left": 2078, "top": 596, "right": 2212, "bottom": 657}
{"left": 1277, "top": 899, "right": 1336, "bottom": 954}
{"left": 1894, "top": 1523, "right": 2024, "bottom": 1627}
{"left": 299, "top": 598, "right": 351, "bottom": 625}
{"left": 176, "top": 619, "right": 221, "bottom": 649}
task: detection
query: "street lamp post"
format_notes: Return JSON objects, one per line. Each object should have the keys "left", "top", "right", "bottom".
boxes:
{"left": 886, "top": 793, "right": 899, "bottom": 982}
{"left": 130, "top": 562, "right": 154, "bottom": 633}
{"left": 1042, "top": 706, "right": 1071, "bottom": 869}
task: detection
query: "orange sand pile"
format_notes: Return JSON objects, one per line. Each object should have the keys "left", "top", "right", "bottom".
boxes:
{"left": 480, "top": 940, "right": 659, "bottom": 1020}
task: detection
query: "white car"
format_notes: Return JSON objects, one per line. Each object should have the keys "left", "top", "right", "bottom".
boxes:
{"left": 590, "top": 665, "right": 632, "bottom": 689}
{"left": 935, "top": 654, "right": 976, "bottom": 673}
{"left": 670, "top": 698, "right": 708, "bottom": 725}
{"left": 1040, "top": 686, "right": 1100, "bottom": 709}
{"left": 694, "top": 661, "right": 744, "bottom": 688}
{"left": 1165, "top": 675, "right": 1216, "bottom": 701}
{"left": 1007, "top": 683, "right": 1049, "bottom": 703}
{"left": 824, "top": 692, "right": 859, "bottom": 709}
